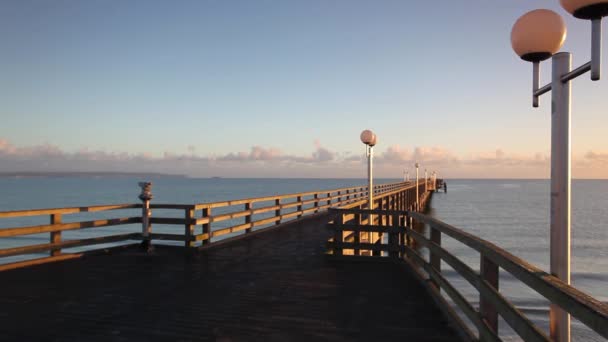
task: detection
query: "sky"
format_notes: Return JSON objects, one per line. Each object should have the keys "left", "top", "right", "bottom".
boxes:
{"left": 1, "top": 0, "right": 608, "bottom": 178}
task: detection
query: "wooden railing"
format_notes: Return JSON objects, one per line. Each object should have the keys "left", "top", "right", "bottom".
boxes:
{"left": 326, "top": 208, "right": 608, "bottom": 341}
{"left": 185, "top": 180, "right": 413, "bottom": 246}
{"left": 0, "top": 180, "right": 422, "bottom": 271}
{"left": 327, "top": 181, "right": 434, "bottom": 256}
{"left": 0, "top": 203, "right": 144, "bottom": 271}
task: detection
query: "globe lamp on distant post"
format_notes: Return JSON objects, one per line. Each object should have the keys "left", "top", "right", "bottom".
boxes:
{"left": 511, "top": 4, "right": 606, "bottom": 341}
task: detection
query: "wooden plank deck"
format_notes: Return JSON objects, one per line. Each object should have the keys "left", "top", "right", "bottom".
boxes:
{"left": 0, "top": 214, "right": 460, "bottom": 342}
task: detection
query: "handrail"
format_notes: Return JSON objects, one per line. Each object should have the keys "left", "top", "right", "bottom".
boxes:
{"left": 0, "top": 217, "right": 141, "bottom": 237}
{"left": 327, "top": 207, "right": 608, "bottom": 340}
{"left": 408, "top": 211, "right": 608, "bottom": 340}
{"left": 192, "top": 181, "right": 415, "bottom": 242}
{"left": 0, "top": 180, "right": 427, "bottom": 271}
{"left": 192, "top": 180, "right": 411, "bottom": 210}
{"left": 0, "top": 203, "right": 142, "bottom": 218}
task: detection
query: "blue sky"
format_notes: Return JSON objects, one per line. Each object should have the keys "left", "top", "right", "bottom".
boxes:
{"left": 1, "top": 0, "right": 607, "bottom": 178}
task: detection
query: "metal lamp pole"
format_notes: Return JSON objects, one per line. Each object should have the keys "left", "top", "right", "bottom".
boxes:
{"left": 511, "top": 4, "right": 606, "bottom": 341}
{"left": 415, "top": 163, "right": 419, "bottom": 210}
{"left": 360, "top": 130, "right": 378, "bottom": 228}
{"left": 367, "top": 144, "right": 374, "bottom": 212}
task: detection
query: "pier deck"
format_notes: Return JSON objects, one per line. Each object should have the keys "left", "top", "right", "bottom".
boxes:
{"left": 0, "top": 213, "right": 458, "bottom": 342}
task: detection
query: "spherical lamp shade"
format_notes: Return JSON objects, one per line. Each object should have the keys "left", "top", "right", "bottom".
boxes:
{"left": 360, "top": 130, "right": 376, "bottom": 146}
{"left": 511, "top": 9, "right": 567, "bottom": 62}
{"left": 369, "top": 133, "right": 377, "bottom": 147}
{"left": 560, "top": 0, "right": 608, "bottom": 19}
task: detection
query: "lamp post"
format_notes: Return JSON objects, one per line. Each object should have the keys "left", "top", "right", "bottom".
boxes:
{"left": 415, "top": 163, "right": 420, "bottom": 210}
{"left": 360, "top": 130, "right": 377, "bottom": 226}
{"left": 511, "top": 2, "right": 606, "bottom": 341}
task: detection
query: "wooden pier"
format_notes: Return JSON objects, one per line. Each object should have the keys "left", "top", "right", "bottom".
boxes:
{"left": 1, "top": 179, "right": 607, "bottom": 341}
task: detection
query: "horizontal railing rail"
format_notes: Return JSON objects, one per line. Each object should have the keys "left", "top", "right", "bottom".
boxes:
{"left": 0, "top": 203, "right": 146, "bottom": 271}
{"left": 0, "top": 180, "right": 429, "bottom": 271}
{"left": 326, "top": 206, "right": 608, "bottom": 341}
{"left": 0, "top": 203, "right": 143, "bottom": 218}
{"left": 185, "top": 180, "right": 415, "bottom": 245}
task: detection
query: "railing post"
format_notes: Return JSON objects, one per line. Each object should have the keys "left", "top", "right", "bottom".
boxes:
{"left": 354, "top": 209, "right": 361, "bottom": 256}
{"left": 185, "top": 208, "right": 195, "bottom": 248}
{"left": 381, "top": 197, "right": 386, "bottom": 225}
{"left": 314, "top": 193, "right": 319, "bottom": 213}
{"left": 398, "top": 192, "right": 401, "bottom": 211}
{"left": 346, "top": 189, "right": 350, "bottom": 204}
{"left": 138, "top": 182, "right": 153, "bottom": 252}
{"left": 405, "top": 211, "right": 412, "bottom": 248}
{"left": 409, "top": 188, "right": 413, "bottom": 209}
{"left": 389, "top": 214, "right": 399, "bottom": 259}
{"left": 296, "top": 196, "right": 302, "bottom": 219}
{"left": 399, "top": 213, "right": 405, "bottom": 256}
{"left": 275, "top": 198, "right": 281, "bottom": 225}
{"left": 245, "top": 202, "right": 252, "bottom": 232}
{"left": 430, "top": 225, "right": 442, "bottom": 290}
{"left": 333, "top": 212, "right": 344, "bottom": 256}
{"left": 480, "top": 254, "right": 500, "bottom": 334}
{"left": 327, "top": 192, "right": 331, "bottom": 208}
{"left": 50, "top": 213, "right": 62, "bottom": 256}
{"left": 202, "top": 208, "right": 211, "bottom": 245}
{"left": 395, "top": 192, "right": 399, "bottom": 211}
{"left": 337, "top": 191, "right": 341, "bottom": 205}
{"left": 372, "top": 199, "right": 381, "bottom": 257}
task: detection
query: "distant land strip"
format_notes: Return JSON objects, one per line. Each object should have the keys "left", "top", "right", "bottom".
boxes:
{"left": 0, "top": 171, "right": 187, "bottom": 178}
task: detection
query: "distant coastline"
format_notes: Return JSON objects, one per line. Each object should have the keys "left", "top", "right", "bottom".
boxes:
{"left": 0, "top": 171, "right": 187, "bottom": 179}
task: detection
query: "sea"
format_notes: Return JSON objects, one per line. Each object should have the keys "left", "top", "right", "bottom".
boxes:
{"left": 0, "top": 177, "right": 606, "bottom": 341}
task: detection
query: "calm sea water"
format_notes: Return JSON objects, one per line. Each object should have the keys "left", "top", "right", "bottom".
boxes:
{"left": 0, "top": 177, "right": 606, "bottom": 340}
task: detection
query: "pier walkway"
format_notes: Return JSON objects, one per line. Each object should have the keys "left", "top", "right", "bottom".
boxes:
{"left": 1, "top": 180, "right": 607, "bottom": 342}
{"left": 0, "top": 212, "right": 457, "bottom": 341}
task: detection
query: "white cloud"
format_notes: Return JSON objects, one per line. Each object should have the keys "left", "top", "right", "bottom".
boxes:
{"left": 1, "top": 138, "right": 606, "bottom": 178}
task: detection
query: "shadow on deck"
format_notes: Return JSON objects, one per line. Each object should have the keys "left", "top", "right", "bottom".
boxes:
{"left": 0, "top": 214, "right": 460, "bottom": 342}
